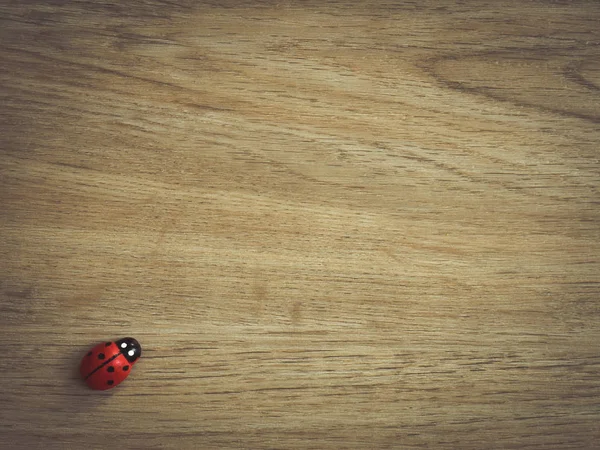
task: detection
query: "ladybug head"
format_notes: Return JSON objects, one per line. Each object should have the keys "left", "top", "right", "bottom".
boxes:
{"left": 116, "top": 337, "right": 142, "bottom": 363}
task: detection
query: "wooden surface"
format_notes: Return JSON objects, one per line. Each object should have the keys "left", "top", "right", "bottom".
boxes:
{"left": 1, "top": 1, "right": 599, "bottom": 448}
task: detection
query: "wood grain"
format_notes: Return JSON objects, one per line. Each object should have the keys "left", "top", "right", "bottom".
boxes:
{"left": 1, "top": 1, "right": 599, "bottom": 448}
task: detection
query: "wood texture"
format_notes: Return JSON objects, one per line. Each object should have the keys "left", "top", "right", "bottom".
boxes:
{"left": 1, "top": 1, "right": 599, "bottom": 448}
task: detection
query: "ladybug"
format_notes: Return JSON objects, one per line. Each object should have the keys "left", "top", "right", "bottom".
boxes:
{"left": 80, "top": 337, "right": 141, "bottom": 390}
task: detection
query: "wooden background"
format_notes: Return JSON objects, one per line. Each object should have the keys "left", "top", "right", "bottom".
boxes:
{"left": 1, "top": 1, "right": 599, "bottom": 448}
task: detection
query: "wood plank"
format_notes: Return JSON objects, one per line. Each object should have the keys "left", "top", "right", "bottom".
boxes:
{"left": 1, "top": 1, "right": 599, "bottom": 448}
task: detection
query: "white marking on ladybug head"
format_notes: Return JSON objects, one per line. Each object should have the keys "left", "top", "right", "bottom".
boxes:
{"left": 128, "top": 349, "right": 135, "bottom": 356}
{"left": 121, "top": 342, "right": 127, "bottom": 348}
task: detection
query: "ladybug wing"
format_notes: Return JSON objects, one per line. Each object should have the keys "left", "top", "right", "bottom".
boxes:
{"left": 80, "top": 341, "right": 121, "bottom": 389}
{"left": 86, "top": 354, "right": 132, "bottom": 390}
{"left": 80, "top": 341, "right": 109, "bottom": 379}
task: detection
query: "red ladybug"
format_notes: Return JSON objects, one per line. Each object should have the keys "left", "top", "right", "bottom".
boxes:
{"left": 80, "top": 337, "right": 141, "bottom": 390}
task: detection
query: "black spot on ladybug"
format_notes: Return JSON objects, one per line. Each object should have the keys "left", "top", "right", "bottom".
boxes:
{"left": 107, "top": 380, "right": 114, "bottom": 385}
{"left": 98, "top": 353, "right": 105, "bottom": 360}
{"left": 123, "top": 365, "right": 129, "bottom": 371}
{"left": 107, "top": 366, "right": 115, "bottom": 373}
{"left": 87, "top": 351, "right": 92, "bottom": 356}
{"left": 105, "top": 342, "right": 111, "bottom": 346}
